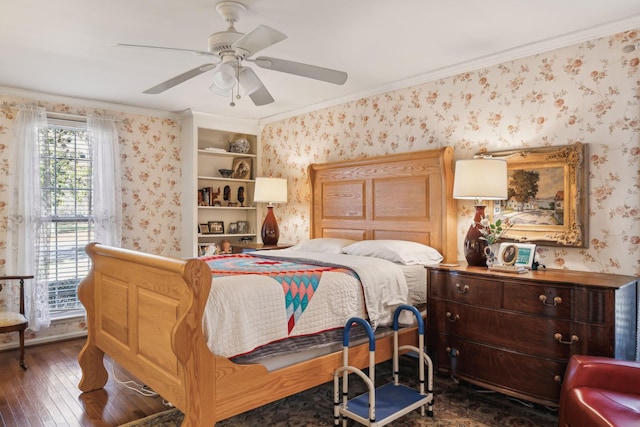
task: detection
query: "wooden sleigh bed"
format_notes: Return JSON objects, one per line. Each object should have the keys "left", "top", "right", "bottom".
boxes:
{"left": 77, "top": 147, "right": 456, "bottom": 426}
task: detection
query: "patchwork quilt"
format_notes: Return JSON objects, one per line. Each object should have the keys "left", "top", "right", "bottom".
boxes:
{"left": 199, "top": 251, "right": 408, "bottom": 358}
{"left": 205, "top": 254, "right": 358, "bottom": 334}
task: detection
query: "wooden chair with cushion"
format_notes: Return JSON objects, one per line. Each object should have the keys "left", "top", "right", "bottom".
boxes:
{"left": 0, "top": 275, "right": 33, "bottom": 370}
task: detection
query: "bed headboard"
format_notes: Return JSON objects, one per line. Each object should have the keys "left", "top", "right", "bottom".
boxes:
{"left": 308, "top": 147, "right": 457, "bottom": 262}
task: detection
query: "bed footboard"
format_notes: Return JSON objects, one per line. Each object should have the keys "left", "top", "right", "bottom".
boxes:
{"left": 77, "top": 244, "right": 423, "bottom": 426}
{"left": 77, "top": 243, "right": 217, "bottom": 427}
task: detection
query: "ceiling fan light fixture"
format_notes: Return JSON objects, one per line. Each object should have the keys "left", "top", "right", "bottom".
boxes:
{"left": 209, "top": 81, "right": 232, "bottom": 97}
{"left": 211, "top": 62, "right": 237, "bottom": 91}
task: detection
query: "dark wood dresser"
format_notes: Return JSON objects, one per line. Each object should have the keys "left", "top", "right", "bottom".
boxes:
{"left": 426, "top": 264, "right": 638, "bottom": 407}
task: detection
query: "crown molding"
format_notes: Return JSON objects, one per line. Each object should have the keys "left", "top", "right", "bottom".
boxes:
{"left": 0, "top": 85, "right": 179, "bottom": 119}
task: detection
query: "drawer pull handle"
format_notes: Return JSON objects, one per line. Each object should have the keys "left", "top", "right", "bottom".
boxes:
{"left": 539, "top": 295, "right": 562, "bottom": 306}
{"left": 455, "top": 283, "right": 469, "bottom": 294}
{"left": 446, "top": 311, "right": 460, "bottom": 323}
{"left": 554, "top": 375, "right": 562, "bottom": 384}
{"left": 554, "top": 333, "right": 579, "bottom": 345}
{"left": 445, "top": 346, "right": 460, "bottom": 357}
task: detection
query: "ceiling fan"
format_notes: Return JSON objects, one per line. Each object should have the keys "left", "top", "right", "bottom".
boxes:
{"left": 118, "top": 1, "right": 348, "bottom": 106}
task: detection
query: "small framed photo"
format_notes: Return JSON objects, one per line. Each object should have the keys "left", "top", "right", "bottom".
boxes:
{"left": 199, "top": 244, "right": 218, "bottom": 256}
{"left": 232, "top": 158, "right": 252, "bottom": 180}
{"left": 208, "top": 221, "right": 225, "bottom": 234}
{"left": 228, "top": 222, "right": 238, "bottom": 234}
{"left": 199, "top": 223, "right": 210, "bottom": 234}
{"left": 498, "top": 243, "right": 537, "bottom": 269}
{"left": 236, "top": 221, "right": 249, "bottom": 234}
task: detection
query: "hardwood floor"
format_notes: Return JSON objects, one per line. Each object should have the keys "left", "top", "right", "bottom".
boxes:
{"left": 0, "top": 338, "right": 168, "bottom": 427}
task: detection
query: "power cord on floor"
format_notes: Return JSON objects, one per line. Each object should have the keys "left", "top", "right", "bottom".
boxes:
{"left": 109, "top": 359, "right": 158, "bottom": 397}
{"left": 108, "top": 358, "right": 175, "bottom": 407}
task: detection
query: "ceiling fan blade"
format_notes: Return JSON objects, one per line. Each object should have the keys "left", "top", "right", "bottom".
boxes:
{"left": 143, "top": 63, "right": 217, "bottom": 94}
{"left": 239, "top": 67, "right": 274, "bottom": 106}
{"left": 115, "top": 43, "right": 215, "bottom": 57}
{"left": 232, "top": 25, "right": 287, "bottom": 57}
{"left": 250, "top": 57, "right": 348, "bottom": 85}
{"left": 249, "top": 85, "right": 275, "bottom": 106}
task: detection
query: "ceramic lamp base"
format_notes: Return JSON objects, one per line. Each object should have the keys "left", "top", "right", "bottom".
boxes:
{"left": 464, "top": 205, "right": 489, "bottom": 267}
{"left": 261, "top": 206, "right": 280, "bottom": 245}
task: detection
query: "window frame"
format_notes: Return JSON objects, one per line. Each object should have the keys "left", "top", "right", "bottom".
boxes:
{"left": 38, "top": 118, "right": 92, "bottom": 317}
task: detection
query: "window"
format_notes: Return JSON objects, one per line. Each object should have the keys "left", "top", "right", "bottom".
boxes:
{"left": 38, "top": 120, "right": 92, "bottom": 314}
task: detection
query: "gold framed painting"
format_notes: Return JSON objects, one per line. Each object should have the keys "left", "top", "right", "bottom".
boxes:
{"left": 485, "top": 143, "right": 588, "bottom": 247}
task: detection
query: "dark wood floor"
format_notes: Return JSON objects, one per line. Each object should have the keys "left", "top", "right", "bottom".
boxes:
{"left": 0, "top": 338, "right": 168, "bottom": 427}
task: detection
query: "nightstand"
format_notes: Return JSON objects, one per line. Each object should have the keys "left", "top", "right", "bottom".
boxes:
{"left": 231, "top": 243, "right": 292, "bottom": 253}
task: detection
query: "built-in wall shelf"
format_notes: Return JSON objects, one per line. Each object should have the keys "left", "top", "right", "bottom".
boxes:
{"left": 181, "top": 110, "right": 260, "bottom": 258}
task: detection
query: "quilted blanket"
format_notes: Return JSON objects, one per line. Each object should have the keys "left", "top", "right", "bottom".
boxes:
{"left": 205, "top": 254, "right": 358, "bottom": 334}
{"left": 200, "top": 251, "right": 408, "bottom": 358}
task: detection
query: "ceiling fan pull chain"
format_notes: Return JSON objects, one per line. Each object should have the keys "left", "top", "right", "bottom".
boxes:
{"left": 236, "top": 58, "right": 241, "bottom": 100}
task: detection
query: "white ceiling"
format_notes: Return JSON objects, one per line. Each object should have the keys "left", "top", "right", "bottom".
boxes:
{"left": 2, "top": 0, "right": 640, "bottom": 123}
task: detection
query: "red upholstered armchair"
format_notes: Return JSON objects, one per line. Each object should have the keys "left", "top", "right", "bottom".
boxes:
{"left": 559, "top": 355, "right": 640, "bottom": 427}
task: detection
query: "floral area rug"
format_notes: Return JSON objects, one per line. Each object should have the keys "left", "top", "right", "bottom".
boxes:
{"left": 120, "top": 359, "right": 558, "bottom": 426}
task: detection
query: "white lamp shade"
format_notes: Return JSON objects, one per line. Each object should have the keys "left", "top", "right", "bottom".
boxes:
{"left": 254, "top": 177, "right": 288, "bottom": 203}
{"left": 453, "top": 158, "right": 508, "bottom": 201}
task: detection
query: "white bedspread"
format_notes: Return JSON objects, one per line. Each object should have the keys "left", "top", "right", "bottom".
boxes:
{"left": 202, "top": 251, "right": 408, "bottom": 358}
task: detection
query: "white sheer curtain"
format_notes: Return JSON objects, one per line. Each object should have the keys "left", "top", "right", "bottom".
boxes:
{"left": 6, "top": 106, "right": 51, "bottom": 331}
{"left": 88, "top": 114, "right": 122, "bottom": 246}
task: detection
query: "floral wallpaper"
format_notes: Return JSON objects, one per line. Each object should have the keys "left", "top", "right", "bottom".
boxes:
{"left": 261, "top": 28, "right": 640, "bottom": 277}
{"left": 0, "top": 95, "right": 182, "bottom": 346}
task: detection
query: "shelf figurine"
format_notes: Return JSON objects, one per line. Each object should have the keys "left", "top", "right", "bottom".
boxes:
{"left": 219, "top": 239, "right": 232, "bottom": 254}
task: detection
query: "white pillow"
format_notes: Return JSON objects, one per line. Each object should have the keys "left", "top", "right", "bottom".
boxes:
{"left": 288, "top": 238, "right": 357, "bottom": 254}
{"left": 341, "top": 240, "right": 443, "bottom": 265}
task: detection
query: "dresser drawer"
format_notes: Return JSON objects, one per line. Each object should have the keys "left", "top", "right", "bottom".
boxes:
{"left": 430, "top": 272, "right": 501, "bottom": 308}
{"left": 503, "top": 282, "right": 573, "bottom": 319}
{"left": 444, "top": 302, "right": 576, "bottom": 359}
{"left": 437, "top": 337, "right": 566, "bottom": 405}
{"left": 503, "top": 282, "right": 607, "bottom": 323}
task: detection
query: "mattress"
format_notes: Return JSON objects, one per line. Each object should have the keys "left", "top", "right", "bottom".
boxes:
{"left": 231, "top": 306, "right": 426, "bottom": 371}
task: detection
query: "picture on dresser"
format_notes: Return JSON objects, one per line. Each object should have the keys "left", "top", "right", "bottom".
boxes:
{"left": 498, "top": 243, "right": 536, "bottom": 268}
{"left": 483, "top": 143, "right": 588, "bottom": 247}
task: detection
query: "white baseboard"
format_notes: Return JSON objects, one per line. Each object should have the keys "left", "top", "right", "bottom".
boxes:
{"left": 0, "top": 330, "right": 87, "bottom": 352}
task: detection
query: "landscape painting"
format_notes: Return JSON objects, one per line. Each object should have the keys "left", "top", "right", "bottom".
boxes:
{"left": 486, "top": 144, "right": 588, "bottom": 247}
{"left": 495, "top": 166, "right": 565, "bottom": 226}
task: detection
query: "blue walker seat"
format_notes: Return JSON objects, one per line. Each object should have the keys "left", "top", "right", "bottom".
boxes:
{"left": 332, "top": 305, "right": 434, "bottom": 427}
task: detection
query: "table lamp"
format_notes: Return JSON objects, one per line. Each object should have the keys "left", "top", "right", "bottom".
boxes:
{"left": 453, "top": 158, "right": 508, "bottom": 266}
{"left": 254, "top": 177, "right": 288, "bottom": 245}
